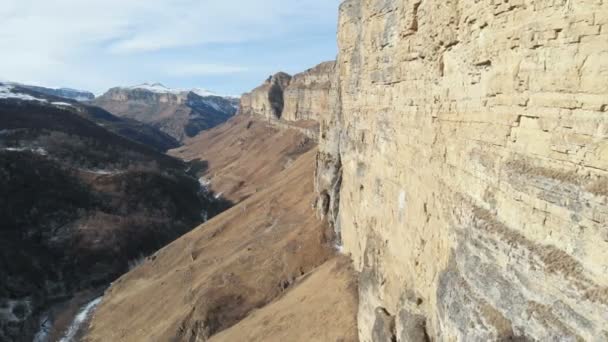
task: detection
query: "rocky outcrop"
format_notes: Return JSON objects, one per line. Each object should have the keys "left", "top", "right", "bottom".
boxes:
{"left": 237, "top": 62, "right": 335, "bottom": 139}
{"left": 93, "top": 85, "right": 238, "bottom": 141}
{"left": 317, "top": 0, "right": 608, "bottom": 341}
{"left": 238, "top": 72, "right": 292, "bottom": 120}
{"left": 282, "top": 61, "right": 335, "bottom": 122}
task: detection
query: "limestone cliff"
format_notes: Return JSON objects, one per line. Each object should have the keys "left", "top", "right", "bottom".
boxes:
{"left": 237, "top": 62, "right": 335, "bottom": 139}
{"left": 238, "top": 72, "right": 292, "bottom": 120}
{"left": 316, "top": 0, "right": 608, "bottom": 341}
{"left": 283, "top": 61, "right": 336, "bottom": 122}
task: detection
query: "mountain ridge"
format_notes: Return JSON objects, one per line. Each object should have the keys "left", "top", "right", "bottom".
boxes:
{"left": 93, "top": 85, "right": 239, "bottom": 141}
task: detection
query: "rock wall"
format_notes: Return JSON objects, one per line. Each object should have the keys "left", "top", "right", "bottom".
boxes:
{"left": 316, "top": 0, "right": 608, "bottom": 341}
{"left": 238, "top": 72, "right": 292, "bottom": 120}
{"left": 237, "top": 62, "right": 335, "bottom": 137}
{"left": 283, "top": 61, "right": 336, "bottom": 122}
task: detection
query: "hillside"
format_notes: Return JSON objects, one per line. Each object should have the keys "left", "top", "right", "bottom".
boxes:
{"left": 1, "top": 83, "right": 179, "bottom": 152}
{"left": 85, "top": 116, "right": 358, "bottom": 341}
{"left": 0, "top": 89, "right": 218, "bottom": 341}
{"left": 5, "top": 0, "right": 607, "bottom": 341}
{"left": 169, "top": 114, "right": 316, "bottom": 203}
{"left": 93, "top": 84, "right": 239, "bottom": 142}
{"left": 18, "top": 84, "right": 94, "bottom": 102}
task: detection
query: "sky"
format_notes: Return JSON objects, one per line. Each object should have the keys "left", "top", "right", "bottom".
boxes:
{"left": 0, "top": 0, "right": 341, "bottom": 96}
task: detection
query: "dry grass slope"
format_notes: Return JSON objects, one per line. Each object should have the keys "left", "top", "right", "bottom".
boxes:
{"left": 86, "top": 117, "right": 358, "bottom": 342}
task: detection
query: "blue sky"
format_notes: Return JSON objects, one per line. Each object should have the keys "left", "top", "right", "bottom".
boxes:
{"left": 0, "top": 0, "right": 340, "bottom": 96}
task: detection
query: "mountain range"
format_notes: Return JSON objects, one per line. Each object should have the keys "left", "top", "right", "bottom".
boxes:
{"left": 0, "top": 83, "right": 232, "bottom": 341}
{"left": 92, "top": 83, "right": 239, "bottom": 141}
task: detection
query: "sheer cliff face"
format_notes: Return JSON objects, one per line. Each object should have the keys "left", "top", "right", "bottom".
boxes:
{"left": 238, "top": 72, "right": 292, "bottom": 120}
{"left": 283, "top": 61, "right": 336, "bottom": 122}
{"left": 317, "top": 0, "right": 608, "bottom": 341}
{"left": 238, "top": 62, "right": 335, "bottom": 124}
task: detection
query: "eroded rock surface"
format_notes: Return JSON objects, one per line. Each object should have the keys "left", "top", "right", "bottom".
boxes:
{"left": 316, "top": 0, "right": 608, "bottom": 341}
{"left": 282, "top": 61, "right": 335, "bottom": 122}
{"left": 237, "top": 62, "right": 335, "bottom": 139}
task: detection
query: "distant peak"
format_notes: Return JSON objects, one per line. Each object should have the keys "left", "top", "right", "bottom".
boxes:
{"left": 114, "top": 83, "right": 238, "bottom": 98}
{"left": 191, "top": 88, "right": 218, "bottom": 97}
{"left": 127, "top": 83, "right": 180, "bottom": 94}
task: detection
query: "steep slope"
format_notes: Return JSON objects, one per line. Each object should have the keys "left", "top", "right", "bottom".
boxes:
{"left": 315, "top": 1, "right": 608, "bottom": 341}
{"left": 81, "top": 105, "right": 180, "bottom": 152}
{"left": 86, "top": 147, "right": 358, "bottom": 342}
{"left": 0, "top": 91, "right": 212, "bottom": 341}
{"left": 169, "top": 114, "right": 316, "bottom": 203}
{"left": 93, "top": 83, "right": 238, "bottom": 141}
{"left": 209, "top": 256, "right": 358, "bottom": 342}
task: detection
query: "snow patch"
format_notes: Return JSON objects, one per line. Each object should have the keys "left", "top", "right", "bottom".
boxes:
{"left": 51, "top": 102, "right": 74, "bottom": 107}
{"left": 191, "top": 88, "right": 218, "bottom": 97}
{"left": 59, "top": 297, "right": 102, "bottom": 342}
{"left": 120, "top": 83, "right": 234, "bottom": 98}
{"left": 2, "top": 147, "right": 48, "bottom": 156}
{"left": 127, "top": 82, "right": 182, "bottom": 94}
{"left": 203, "top": 99, "right": 222, "bottom": 111}
{"left": 80, "top": 168, "right": 122, "bottom": 175}
{"left": 0, "top": 84, "right": 47, "bottom": 102}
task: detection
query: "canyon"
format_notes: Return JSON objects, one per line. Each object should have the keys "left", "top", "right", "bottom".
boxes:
{"left": 86, "top": 0, "right": 608, "bottom": 339}
{"left": 3, "top": 0, "right": 607, "bottom": 341}
{"left": 0, "top": 85, "right": 219, "bottom": 341}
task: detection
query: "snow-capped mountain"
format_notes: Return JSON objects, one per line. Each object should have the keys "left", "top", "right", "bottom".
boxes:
{"left": 21, "top": 85, "right": 95, "bottom": 101}
{"left": 0, "top": 82, "right": 180, "bottom": 152}
{"left": 0, "top": 83, "right": 76, "bottom": 107}
{"left": 93, "top": 83, "right": 240, "bottom": 141}
{"left": 1, "top": 82, "right": 95, "bottom": 101}
{"left": 123, "top": 83, "right": 233, "bottom": 99}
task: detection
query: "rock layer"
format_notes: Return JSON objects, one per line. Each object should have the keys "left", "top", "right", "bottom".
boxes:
{"left": 94, "top": 87, "right": 238, "bottom": 141}
{"left": 237, "top": 62, "right": 335, "bottom": 139}
{"left": 238, "top": 72, "right": 292, "bottom": 120}
{"left": 316, "top": 0, "right": 608, "bottom": 341}
{"left": 282, "top": 61, "right": 335, "bottom": 122}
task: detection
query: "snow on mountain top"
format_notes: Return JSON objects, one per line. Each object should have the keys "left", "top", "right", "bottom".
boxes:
{"left": 191, "top": 88, "right": 218, "bottom": 97}
{"left": 127, "top": 83, "right": 183, "bottom": 94}
{"left": 122, "top": 83, "right": 238, "bottom": 98}
{"left": 0, "top": 84, "right": 47, "bottom": 102}
{"left": 0, "top": 84, "right": 78, "bottom": 110}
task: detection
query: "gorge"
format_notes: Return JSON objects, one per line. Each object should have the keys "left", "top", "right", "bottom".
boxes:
{"left": 2, "top": 0, "right": 607, "bottom": 341}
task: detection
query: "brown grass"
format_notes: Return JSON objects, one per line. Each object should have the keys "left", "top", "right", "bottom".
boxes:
{"left": 86, "top": 142, "right": 356, "bottom": 342}
{"left": 170, "top": 114, "right": 316, "bottom": 203}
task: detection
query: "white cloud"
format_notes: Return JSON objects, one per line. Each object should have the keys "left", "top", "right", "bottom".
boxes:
{"left": 0, "top": 0, "right": 340, "bottom": 92}
{"left": 167, "top": 63, "right": 248, "bottom": 76}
